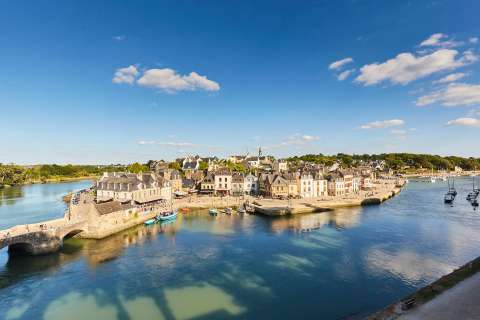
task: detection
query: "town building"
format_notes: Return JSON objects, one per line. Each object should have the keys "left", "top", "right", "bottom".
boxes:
{"left": 231, "top": 174, "right": 245, "bottom": 196}
{"left": 327, "top": 171, "right": 346, "bottom": 196}
{"left": 244, "top": 173, "right": 258, "bottom": 195}
{"left": 96, "top": 172, "right": 172, "bottom": 204}
{"left": 214, "top": 168, "right": 232, "bottom": 196}
{"left": 200, "top": 173, "right": 215, "bottom": 194}
{"left": 299, "top": 173, "right": 315, "bottom": 198}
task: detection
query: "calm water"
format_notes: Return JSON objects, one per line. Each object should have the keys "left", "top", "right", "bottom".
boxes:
{"left": 1, "top": 179, "right": 480, "bottom": 320}
{"left": 0, "top": 180, "right": 93, "bottom": 229}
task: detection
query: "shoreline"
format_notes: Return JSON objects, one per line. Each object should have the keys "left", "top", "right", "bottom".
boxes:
{"left": 0, "top": 176, "right": 97, "bottom": 189}
{"left": 169, "top": 180, "right": 405, "bottom": 216}
{"left": 370, "top": 255, "right": 480, "bottom": 319}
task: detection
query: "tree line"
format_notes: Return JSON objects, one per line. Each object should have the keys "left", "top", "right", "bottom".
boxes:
{"left": 0, "top": 164, "right": 128, "bottom": 187}
{"left": 287, "top": 153, "right": 480, "bottom": 171}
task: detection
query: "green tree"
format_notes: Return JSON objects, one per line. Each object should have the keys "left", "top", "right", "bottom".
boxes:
{"left": 128, "top": 162, "right": 148, "bottom": 173}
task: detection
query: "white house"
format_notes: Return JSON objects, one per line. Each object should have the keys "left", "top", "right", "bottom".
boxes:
{"left": 214, "top": 169, "right": 232, "bottom": 196}
{"left": 274, "top": 160, "right": 288, "bottom": 173}
{"left": 300, "top": 173, "right": 314, "bottom": 198}
{"left": 244, "top": 174, "right": 258, "bottom": 195}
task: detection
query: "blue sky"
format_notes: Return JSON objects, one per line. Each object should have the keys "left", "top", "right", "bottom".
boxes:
{"left": 1, "top": 0, "right": 480, "bottom": 164}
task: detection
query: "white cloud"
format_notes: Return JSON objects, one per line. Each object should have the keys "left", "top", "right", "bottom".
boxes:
{"left": 416, "top": 83, "right": 480, "bottom": 107}
{"left": 263, "top": 134, "right": 320, "bottom": 150}
{"left": 420, "top": 33, "right": 447, "bottom": 46}
{"left": 365, "top": 248, "right": 454, "bottom": 284}
{"left": 113, "top": 35, "right": 126, "bottom": 41}
{"left": 390, "top": 129, "right": 407, "bottom": 135}
{"left": 282, "top": 134, "right": 320, "bottom": 145}
{"left": 137, "top": 140, "right": 155, "bottom": 145}
{"left": 360, "top": 119, "right": 404, "bottom": 129}
{"left": 446, "top": 117, "right": 480, "bottom": 127}
{"left": 337, "top": 69, "right": 355, "bottom": 81}
{"left": 433, "top": 72, "right": 466, "bottom": 84}
{"left": 355, "top": 49, "right": 477, "bottom": 86}
{"left": 137, "top": 68, "right": 220, "bottom": 93}
{"left": 329, "top": 57, "right": 353, "bottom": 70}
{"left": 112, "top": 65, "right": 139, "bottom": 84}
{"left": 419, "top": 33, "right": 462, "bottom": 48}
{"left": 469, "top": 37, "right": 479, "bottom": 44}
{"left": 138, "top": 140, "right": 199, "bottom": 147}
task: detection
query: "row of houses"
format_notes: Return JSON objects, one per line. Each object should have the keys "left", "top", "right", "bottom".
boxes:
{"left": 96, "top": 172, "right": 172, "bottom": 204}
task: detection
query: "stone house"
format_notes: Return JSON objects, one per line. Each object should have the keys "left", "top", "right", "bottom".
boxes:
{"left": 200, "top": 173, "right": 215, "bottom": 194}
{"left": 96, "top": 172, "right": 172, "bottom": 204}
{"left": 326, "top": 171, "right": 345, "bottom": 197}
{"left": 270, "top": 175, "right": 289, "bottom": 198}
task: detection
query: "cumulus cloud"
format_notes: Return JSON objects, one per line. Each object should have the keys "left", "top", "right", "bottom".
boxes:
{"left": 337, "top": 69, "right": 355, "bottom": 81}
{"left": 112, "top": 65, "right": 139, "bottom": 84}
{"left": 360, "top": 119, "right": 404, "bottom": 129}
{"left": 419, "top": 33, "right": 462, "bottom": 48}
{"left": 416, "top": 83, "right": 480, "bottom": 106}
{"left": 137, "top": 68, "right": 220, "bottom": 93}
{"left": 355, "top": 49, "right": 477, "bottom": 86}
{"left": 446, "top": 117, "right": 480, "bottom": 127}
{"left": 329, "top": 57, "right": 353, "bottom": 70}
{"left": 469, "top": 37, "right": 479, "bottom": 44}
{"left": 433, "top": 72, "right": 466, "bottom": 84}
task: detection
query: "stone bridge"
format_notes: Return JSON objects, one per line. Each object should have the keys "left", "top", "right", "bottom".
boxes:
{"left": 0, "top": 219, "right": 88, "bottom": 255}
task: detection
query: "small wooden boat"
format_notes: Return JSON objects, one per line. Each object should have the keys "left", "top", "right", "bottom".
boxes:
{"left": 209, "top": 208, "right": 218, "bottom": 215}
{"left": 157, "top": 210, "right": 178, "bottom": 222}
{"left": 180, "top": 207, "right": 190, "bottom": 212}
{"left": 144, "top": 219, "right": 156, "bottom": 226}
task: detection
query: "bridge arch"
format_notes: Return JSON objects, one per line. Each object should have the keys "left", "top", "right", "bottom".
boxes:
{"left": 62, "top": 229, "right": 85, "bottom": 240}
{"left": 8, "top": 242, "right": 36, "bottom": 255}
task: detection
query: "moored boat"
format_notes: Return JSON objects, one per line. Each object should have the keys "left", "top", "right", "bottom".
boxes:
{"left": 144, "top": 218, "right": 156, "bottom": 226}
{"left": 209, "top": 208, "right": 218, "bottom": 215}
{"left": 237, "top": 207, "right": 246, "bottom": 214}
{"left": 444, "top": 193, "right": 454, "bottom": 204}
{"left": 157, "top": 210, "right": 178, "bottom": 222}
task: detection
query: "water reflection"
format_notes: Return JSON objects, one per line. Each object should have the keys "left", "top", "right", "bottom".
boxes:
{"left": 269, "top": 207, "right": 362, "bottom": 233}
{"left": 2, "top": 179, "right": 480, "bottom": 319}
{"left": 0, "top": 186, "right": 24, "bottom": 206}
{"left": 0, "top": 180, "right": 93, "bottom": 229}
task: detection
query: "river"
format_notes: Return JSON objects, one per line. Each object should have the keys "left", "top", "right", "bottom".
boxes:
{"left": 1, "top": 178, "right": 480, "bottom": 319}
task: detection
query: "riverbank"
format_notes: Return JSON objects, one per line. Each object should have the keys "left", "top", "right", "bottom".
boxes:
{"left": 0, "top": 176, "right": 97, "bottom": 189}
{"left": 370, "top": 256, "right": 480, "bottom": 319}
{"left": 251, "top": 179, "right": 404, "bottom": 216}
